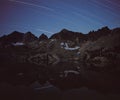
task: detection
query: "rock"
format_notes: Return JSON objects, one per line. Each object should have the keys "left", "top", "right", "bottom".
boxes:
{"left": 50, "top": 28, "right": 86, "bottom": 42}
{"left": 39, "top": 34, "right": 48, "bottom": 41}
{"left": 0, "top": 31, "right": 24, "bottom": 47}
{"left": 23, "top": 32, "right": 38, "bottom": 43}
{"left": 91, "top": 56, "right": 109, "bottom": 67}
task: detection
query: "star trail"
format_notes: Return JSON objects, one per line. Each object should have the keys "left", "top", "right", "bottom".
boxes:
{"left": 0, "top": 0, "right": 120, "bottom": 37}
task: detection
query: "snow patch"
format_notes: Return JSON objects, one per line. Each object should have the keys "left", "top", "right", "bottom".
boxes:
{"left": 64, "top": 46, "right": 80, "bottom": 50}
{"left": 51, "top": 39, "right": 56, "bottom": 42}
{"left": 12, "top": 42, "right": 24, "bottom": 46}
{"left": 60, "top": 42, "right": 80, "bottom": 50}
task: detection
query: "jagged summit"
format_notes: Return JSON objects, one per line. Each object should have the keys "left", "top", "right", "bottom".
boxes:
{"left": 0, "top": 26, "right": 120, "bottom": 45}
{"left": 0, "top": 31, "right": 38, "bottom": 44}
{"left": 25, "top": 31, "right": 33, "bottom": 35}
{"left": 87, "top": 26, "right": 111, "bottom": 41}
{"left": 99, "top": 26, "right": 110, "bottom": 31}
{"left": 10, "top": 31, "right": 22, "bottom": 33}
{"left": 50, "top": 28, "right": 85, "bottom": 41}
{"left": 0, "top": 31, "right": 24, "bottom": 43}
{"left": 60, "top": 28, "right": 71, "bottom": 33}
{"left": 39, "top": 33, "right": 48, "bottom": 41}
{"left": 9, "top": 31, "right": 24, "bottom": 37}
{"left": 23, "top": 32, "right": 38, "bottom": 43}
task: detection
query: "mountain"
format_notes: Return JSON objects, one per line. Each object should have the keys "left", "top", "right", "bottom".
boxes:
{"left": 79, "top": 27, "right": 120, "bottom": 68}
{"left": 0, "top": 31, "right": 24, "bottom": 44}
{"left": 50, "top": 27, "right": 114, "bottom": 43}
{"left": 0, "top": 27, "right": 120, "bottom": 71}
{"left": 0, "top": 31, "right": 38, "bottom": 45}
{"left": 0, "top": 26, "right": 120, "bottom": 94}
{"left": 39, "top": 34, "right": 48, "bottom": 41}
{"left": 87, "top": 26, "right": 111, "bottom": 41}
{"left": 50, "top": 29, "right": 87, "bottom": 42}
{"left": 23, "top": 32, "right": 38, "bottom": 43}
{"left": 0, "top": 26, "right": 113, "bottom": 45}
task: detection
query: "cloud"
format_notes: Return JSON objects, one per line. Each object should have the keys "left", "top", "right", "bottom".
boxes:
{"left": 9, "top": 0, "right": 54, "bottom": 12}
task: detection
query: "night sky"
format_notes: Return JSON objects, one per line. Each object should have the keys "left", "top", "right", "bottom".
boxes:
{"left": 0, "top": 0, "right": 120, "bottom": 37}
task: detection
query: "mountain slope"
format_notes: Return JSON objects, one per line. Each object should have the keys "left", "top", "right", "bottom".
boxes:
{"left": 0, "top": 31, "right": 24, "bottom": 43}
{"left": 39, "top": 34, "right": 48, "bottom": 41}
{"left": 23, "top": 32, "right": 38, "bottom": 43}
{"left": 50, "top": 29, "right": 87, "bottom": 42}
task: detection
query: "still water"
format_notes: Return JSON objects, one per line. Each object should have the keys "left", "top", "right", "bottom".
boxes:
{"left": 0, "top": 61, "right": 120, "bottom": 100}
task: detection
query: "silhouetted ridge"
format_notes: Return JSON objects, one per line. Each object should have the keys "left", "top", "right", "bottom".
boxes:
{"left": 23, "top": 32, "right": 38, "bottom": 43}
{"left": 39, "top": 34, "right": 48, "bottom": 41}
{"left": 60, "top": 28, "right": 70, "bottom": 33}
{"left": 50, "top": 28, "right": 86, "bottom": 42}
{"left": 0, "top": 26, "right": 120, "bottom": 46}
{"left": 87, "top": 26, "right": 111, "bottom": 41}
{"left": 0, "top": 31, "right": 24, "bottom": 43}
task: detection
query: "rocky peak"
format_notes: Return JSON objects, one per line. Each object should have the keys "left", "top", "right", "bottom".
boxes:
{"left": 23, "top": 32, "right": 38, "bottom": 43}
{"left": 100, "top": 26, "right": 110, "bottom": 31}
{"left": 39, "top": 34, "right": 48, "bottom": 41}
{"left": 8, "top": 31, "right": 24, "bottom": 37}
{"left": 0, "top": 31, "right": 24, "bottom": 43}
{"left": 60, "top": 28, "right": 70, "bottom": 33}
{"left": 88, "top": 26, "right": 111, "bottom": 41}
{"left": 50, "top": 28, "right": 86, "bottom": 42}
{"left": 97, "top": 26, "right": 110, "bottom": 34}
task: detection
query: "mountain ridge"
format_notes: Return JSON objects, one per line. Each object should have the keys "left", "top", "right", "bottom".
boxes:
{"left": 0, "top": 26, "right": 120, "bottom": 46}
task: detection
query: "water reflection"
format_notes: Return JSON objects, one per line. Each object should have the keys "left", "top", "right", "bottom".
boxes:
{"left": 45, "top": 61, "right": 120, "bottom": 93}
{"left": 0, "top": 61, "right": 120, "bottom": 94}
